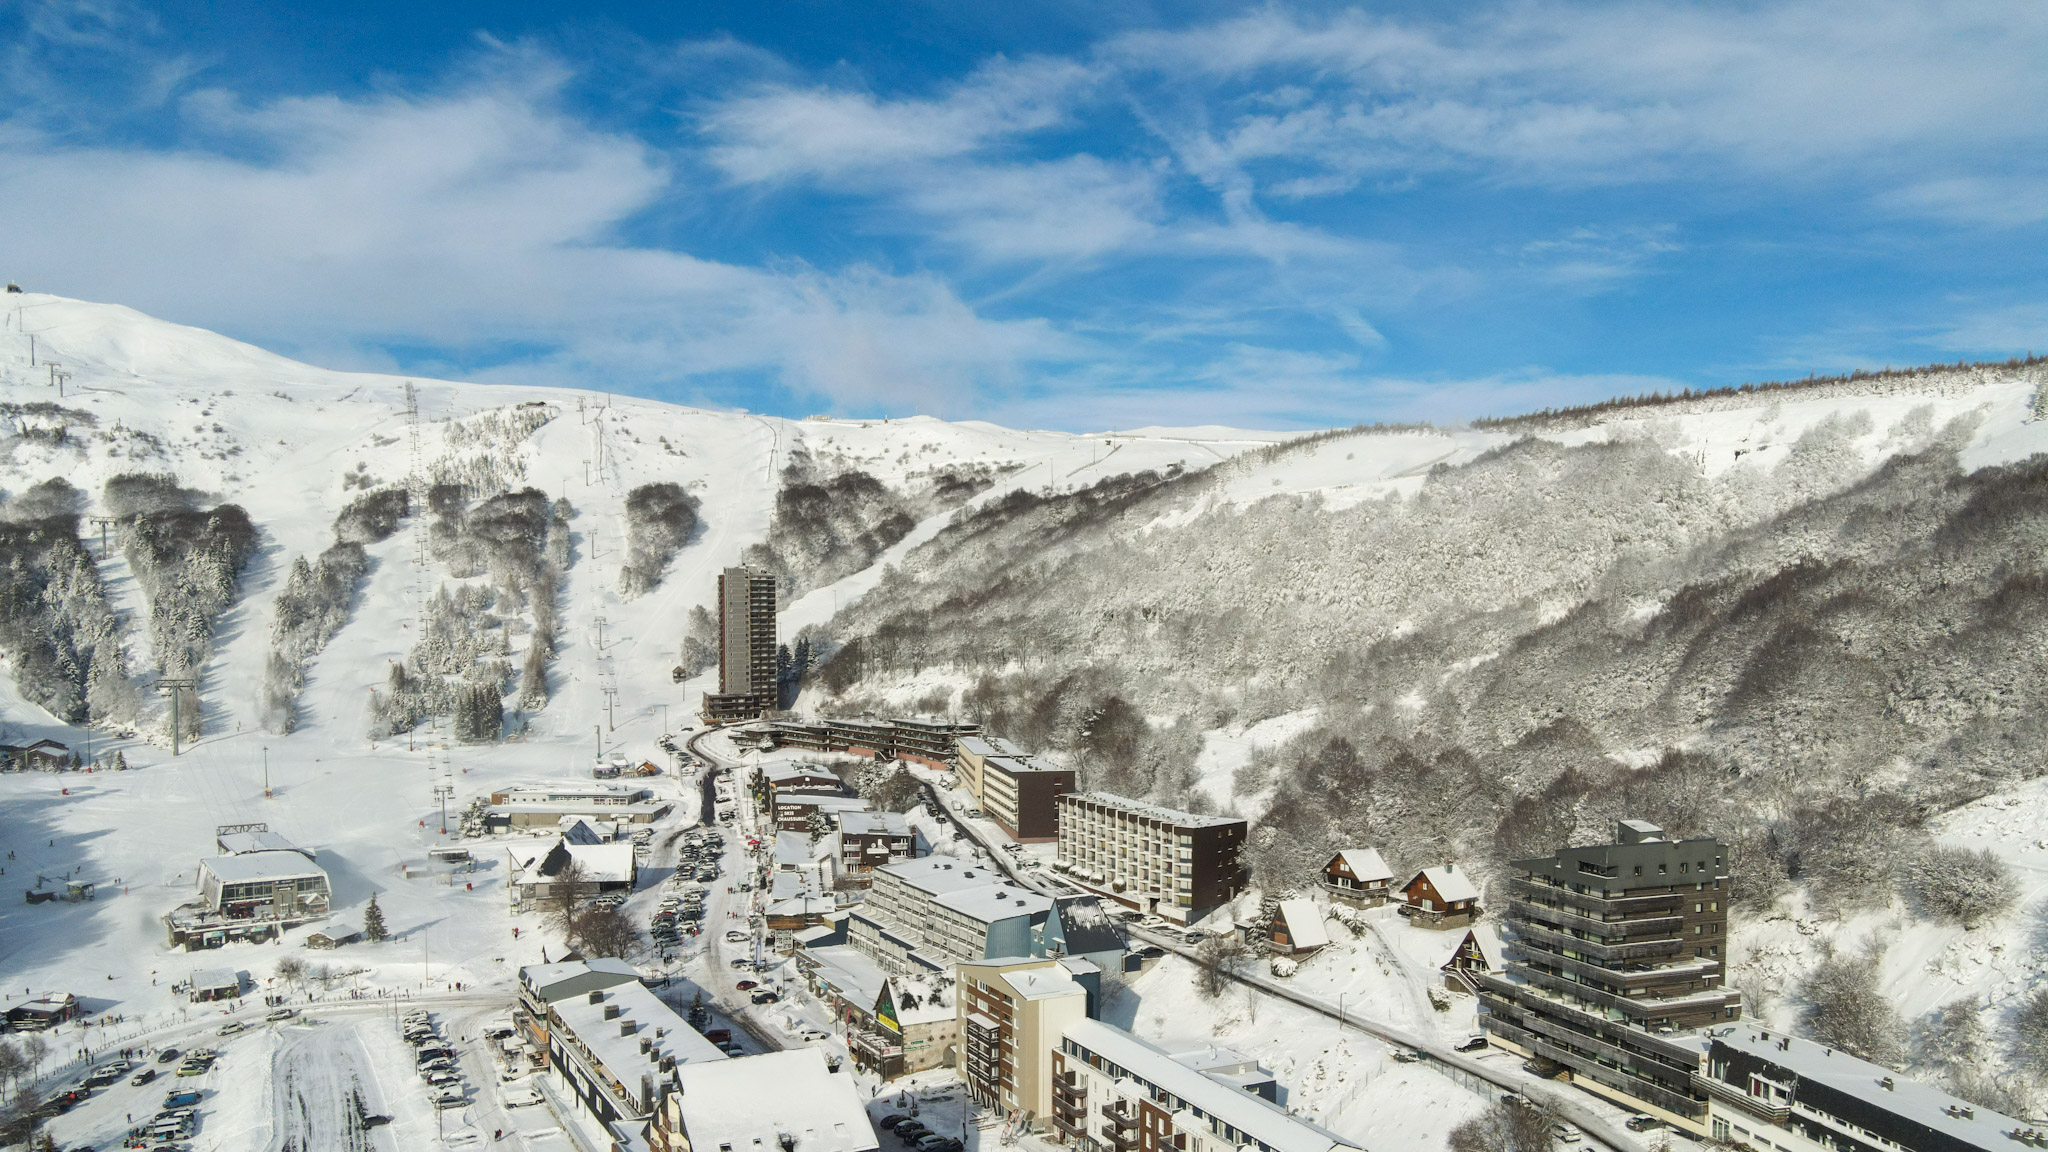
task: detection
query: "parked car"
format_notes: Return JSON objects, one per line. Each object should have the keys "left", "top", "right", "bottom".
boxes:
{"left": 730, "top": 959, "right": 752, "bottom": 969}
{"left": 1455, "top": 1035, "right": 1488, "bottom": 1052}
{"left": 501, "top": 1083, "right": 542, "bottom": 1108}
{"left": 894, "top": 1122, "right": 930, "bottom": 1141}
{"left": 157, "top": 1048, "right": 182, "bottom": 1063}
{"left": 751, "top": 991, "right": 780, "bottom": 1005}
{"left": 799, "top": 1028, "right": 830, "bottom": 1043}
{"left": 1625, "top": 1117, "right": 1665, "bottom": 1132}
{"left": 704, "top": 1029, "right": 732, "bottom": 1045}
{"left": 736, "top": 980, "right": 759, "bottom": 990}
{"left": 266, "top": 1008, "right": 298, "bottom": 1022}
{"left": 130, "top": 1068, "right": 158, "bottom": 1087}
{"left": 1390, "top": 1050, "right": 1423, "bottom": 1064}
{"left": 162, "top": 1090, "right": 202, "bottom": 1109}
{"left": 876, "top": 1114, "right": 909, "bottom": 1131}
{"left": 725, "top": 931, "right": 749, "bottom": 943}
{"left": 720, "top": 1042, "right": 745, "bottom": 1056}
{"left": 1552, "top": 1123, "right": 1584, "bottom": 1144}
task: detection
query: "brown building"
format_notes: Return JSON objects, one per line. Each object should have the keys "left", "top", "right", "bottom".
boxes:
{"left": 1399, "top": 864, "right": 1480, "bottom": 929}
{"left": 958, "top": 957, "right": 1091, "bottom": 1129}
{"left": 762, "top": 717, "right": 981, "bottom": 766}
{"left": 1053, "top": 793, "right": 1247, "bottom": 923}
{"left": 956, "top": 738, "right": 1075, "bottom": 842}
{"left": 836, "top": 811, "right": 917, "bottom": 879}
{"left": 700, "top": 566, "right": 777, "bottom": 723}
{"left": 1477, "top": 818, "right": 1743, "bottom": 1133}
{"left": 1323, "top": 848, "right": 1395, "bottom": 907}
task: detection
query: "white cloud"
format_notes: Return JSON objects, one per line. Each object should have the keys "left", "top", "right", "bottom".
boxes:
{"left": 0, "top": 70, "right": 1077, "bottom": 416}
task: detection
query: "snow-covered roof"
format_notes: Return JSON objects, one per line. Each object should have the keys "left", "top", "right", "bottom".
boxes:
{"left": 1275, "top": 897, "right": 1330, "bottom": 950}
{"left": 805, "top": 946, "right": 888, "bottom": 1008}
{"left": 217, "top": 829, "right": 298, "bottom": 855}
{"left": 189, "top": 968, "right": 237, "bottom": 991}
{"left": 1060, "top": 791, "right": 1243, "bottom": 829}
{"left": 553, "top": 983, "right": 725, "bottom": 1113}
{"left": 560, "top": 817, "right": 611, "bottom": 845}
{"left": 520, "top": 958, "right": 644, "bottom": 1001}
{"left": 1063, "top": 1019, "right": 1358, "bottom": 1152}
{"left": 775, "top": 831, "right": 814, "bottom": 867}
{"left": 672, "top": 1048, "right": 877, "bottom": 1152}
{"left": 883, "top": 974, "right": 956, "bottom": 1027}
{"left": 957, "top": 735, "right": 1025, "bottom": 759}
{"left": 1711, "top": 1027, "right": 2023, "bottom": 1151}
{"left": 768, "top": 896, "right": 838, "bottom": 918}
{"left": 200, "top": 851, "right": 327, "bottom": 884}
{"left": 1003, "top": 966, "right": 1083, "bottom": 1002}
{"left": 1329, "top": 847, "right": 1392, "bottom": 883}
{"left": 837, "top": 811, "right": 912, "bottom": 837}
{"left": 764, "top": 764, "right": 843, "bottom": 785}
{"left": 935, "top": 883, "right": 1051, "bottom": 925}
{"left": 875, "top": 856, "right": 1007, "bottom": 898}
{"left": 514, "top": 840, "right": 636, "bottom": 887}
{"left": 1052, "top": 895, "right": 1127, "bottom": 956}
{"left": 983, "top": 754, "right": 1069, "bottom": 777}
{"left": 775, "top": 794, "right": 870, "bottom": 814}
{"left": 1408, "top": 865, "right": 1479, "bottom": 904}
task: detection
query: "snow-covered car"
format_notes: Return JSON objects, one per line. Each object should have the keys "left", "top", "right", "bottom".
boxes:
{"left": 1552, "top": 1124, "right": 1583, "bottom": 1144}
{"left": 501, "top": 1083, "right": 542, "bottom": 1108}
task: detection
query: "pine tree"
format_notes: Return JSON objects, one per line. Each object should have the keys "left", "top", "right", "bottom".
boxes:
{"left": 363, "top": 894, "right": 387, "bottom": 942}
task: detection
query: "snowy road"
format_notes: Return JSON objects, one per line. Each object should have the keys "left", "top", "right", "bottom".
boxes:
{"left": 266, "top": 1021, "right": 393, "bottom": 1152}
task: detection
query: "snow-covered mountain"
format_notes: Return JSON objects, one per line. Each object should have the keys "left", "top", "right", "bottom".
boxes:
{"left": 2, "top": 291, "right": 2045, "bottom": 1127}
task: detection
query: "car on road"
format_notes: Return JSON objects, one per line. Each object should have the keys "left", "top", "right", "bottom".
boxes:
{"left": 730, "top": 958, "right": 752, "bottom": 969}
{"left": 703, "top": 1029, "right": 732, "bottom": 1044}
{"left": 1455, "top": 1035, "right": 1489, "bottom": 1052}
{"left": 1626, "top": 1117, "right": 1665, "bottom": 1132}
{"left": 130, "top": 1068, "right": 158, "bottom": 1087}
{"left": 266, "top": 1008, "right": 298, "bottom": 1022}
{"left": 1390, "top": 1050, "right": 1423, "bottom": 1064}
{"left": 798, "top": 1028, "right": 830, "bottom": 1043}
{"left": 156, "top": 1048, "right": 181, "bottom": 1063}
{"left": 725, "top": 931, "right": 749, "bottom": 942}
{"left": 501, "top": 1083, "right": 542, "bottom": 1108}
{"left": 217, "top": 1021, "right": 246, "bottom": 1036}
{"left": 1136, "top": 946, "right": 1165, "bottom": 959}
{"left": 1552, "top": 1123, "right": 1583, "bottom": 1144}
{"left": 750, "top": 991, "right": 780, "bottom": 1005}
{"left": 736, "top": 980, "right": 758, "bottom": 990}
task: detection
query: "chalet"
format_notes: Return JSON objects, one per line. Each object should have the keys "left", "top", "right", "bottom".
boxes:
{"left": 507, "top": 839, "right": 636, "bottom": 906}
{"left": 1267, "top": 896, "right": 1332, "bottom": 956}
{"left": 5, "top": 994, "right": 79, "bottom": 1031}
{"left": 1323, "top": 848, "right": 1396, "bottom": 907}
{"left": 305, "top": 922, "right": 361, "bottom": 949}
{"left": 1400, "top": 864, "right": 1480, "bottom": 930}
{"left": 835, "top": 811, "right": 916, "bottom": 879}
{"left": 0, "top": 739, "right": 71, "bottom": 772}
{"left": 1438, "top": 927, "right": 1501, "bottom": 991}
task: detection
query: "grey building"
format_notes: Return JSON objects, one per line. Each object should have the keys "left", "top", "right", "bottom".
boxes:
{"left": 702, "top": 565, "right": 777, "bottom": 723}
{"left": 1477, "top": 818, "right": 1742, "bottom": 1132}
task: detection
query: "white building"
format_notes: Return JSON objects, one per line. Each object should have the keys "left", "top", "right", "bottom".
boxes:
{"left": 653, "top": 1047, "right": 876, "bottom": 1152}
{"left": 546, "top": 980, "right": 726, "bottom": 1139}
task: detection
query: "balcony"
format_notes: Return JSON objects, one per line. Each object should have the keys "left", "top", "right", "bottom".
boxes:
{"left": 1484, "top": 1016, "right": 1706, "bottom": 1119}
{"left": 1476, "top": 972, "right": 1725, "bottom": 1063}
{"left": 1050, "top": 1114, "right": 1086, "bottom": 1141}
{"left": 1694, "top": 1073, "right": 1789, "bottom": 1123}
{"left": 1100, "top": 1106, "right": 1139, "bottom": 1130}
{"left": 1508, "top": 876, "right": 1684, "bottom": 914}
{"left": 1508, "top": 898, "right": 1681, "bottom": 939}
{"left": 1099, "top": 1126, "right": 1140, "bottom": 1151}
{"left": 1053, "top": 1077, "right": 1085, "bottom": 1101}
{"left": 1513, "top": 921, "right": 1684, "bottom": 963}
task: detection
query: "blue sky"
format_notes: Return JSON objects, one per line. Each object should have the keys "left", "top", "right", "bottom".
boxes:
{"left": 3, "top": 1, "right": 2046, "bottom": 430}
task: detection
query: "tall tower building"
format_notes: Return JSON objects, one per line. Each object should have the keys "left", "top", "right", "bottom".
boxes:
{"left": 1476, "top": 819, "right": 1742, "bottom": 1133}
{"left": 701, "top": 566, "right": 777, "bottom": 722}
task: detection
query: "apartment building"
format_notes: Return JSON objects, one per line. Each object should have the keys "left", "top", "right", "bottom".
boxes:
{"left": 1477, "top": 818, "right": 1743, "bottom": 1133}
{"left": 955, "top": 735, "right": 1027, "bottom": 801}
{"left": 516, "top": 959, "right": 643, "bottom": 1065}
{"left": 836, "top": 811, "right": 917, "bottom": 878}
{"left": 651, "top": 1049, "right": 876, "bottom": 1152}
{"left": 701, "top": 566, "right": 778, "bottom": 723}
{"left": 1698, "top": 1026, "right": 2024, "bottom": 1152}
{"left": 1051, "top": 1020, "right": 1359, "bottom": 1152}
{"left": 985, "top": 759, "right": 1075, "bottom": 842}
{"left": 958, "top": 957, "right": 1092, "bottom": 1129}
{"left": 547, "top": 981, "right": 727, "bottom": 1138}
{"left": 762, "top": 716, "right": 982, "bottom": 766}
{"left": 853, "top": 858, "right": 1056, "bottom": 971}
{"left": 1053, "top": 793, "right": 1247, "bottom": 924}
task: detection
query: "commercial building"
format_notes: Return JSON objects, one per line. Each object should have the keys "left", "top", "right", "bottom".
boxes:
{"left": 4, "top": 994, "right": 79, "bottom": 1031}
{"left": 188, "top": 969, "right": 241, "bottom": 1002}
{"left": 1053, "top": 793, "right": 1247, "bottom": 924}
{"left": 508, "top": 839, "right": 637, "bottom": 907}
{"left": 651, "top": 1048, "right": 876, "bottom": 1152}
{"left": 1051, "top": 1019, "right": 1359, "bottom": 1152}
{"left": 213, "top": 822, "right": 310, "bottom": 858}
{"left": 1698, "top": 1026, "right": 2025, "bottom": 1152}
{"left": 487, "top": 781, "right": 670, "bottom": 830}
{"left": 852, "top": 858, "right": 1054, "bottom": 972}
{"left": 958, "top": 956, "right": 1093, "bottom": 1129}
{"left": 1322, "top": 848, "right": 1395, "bottom": 907}
{"left": 1477, "top": 819, "right": 1743, "bottom": 1133}
{"left": 546, "top": 980, "right": 727, "bottom": 1139}
{"left": 701, "top": 565, "right": 778, "bottom": 723}
{"left": 516, "top": 959, "right": 644, "bottom": 1064}
{"left": 166, "top": 849, "right": 332, "bottom": 949}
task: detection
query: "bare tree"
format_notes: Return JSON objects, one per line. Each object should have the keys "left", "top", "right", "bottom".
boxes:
{"left": 1449, "top": 1097, "right": 1559, "bottom": 1152}
{"left": 571, "top": 907, "right": 643, "bottom": 959}
{"left": 2013, "top": 987, "right": 2048, "bottom": 1077}
{"left": 1192, "top": 934, "right": 1252, "bottom": 1000}
{"left": 1804, "top": 950, "right": 1904, "bottom": 1066}
{"left": 541, "top": 856, "right": 594, "bottom": 937}
{"left": 1898, "top": 845, "right": 2019, "bottom": 929}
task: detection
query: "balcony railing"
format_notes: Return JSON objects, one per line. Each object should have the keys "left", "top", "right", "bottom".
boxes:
{"left": 1508, "top": 898, "right": 1681, "bottom": 938}
{"left": 1507, "top": 876, "right": 1684, "bottom": 914}
{"left": 1694, "top": 1073, "right": 1789, "bottom": 1123}
{"left": 1512, "top": 921, "right": 1684, "bottom": 963}
{"left": 1100, "top": 1106, "right": 1139, "bottom": 1130}
{"left": 1099, "top": 1126, "right": 1140, "bottom": 1151}
{"left": 1483, "top": 1016, "right": 1706, "bottom": 1119}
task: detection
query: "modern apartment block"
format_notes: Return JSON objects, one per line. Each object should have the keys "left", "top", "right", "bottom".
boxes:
{"left": 765, "top": 716, "right": 982, "bottom": 766}
{"left": 957, "top": 956, "right": 1092, "bottom": 1130}
{"left": 1477, "top": 819, "right": 1743, "bottom": 1132}
{"left": 1053, "top": 793, "right": 1247, "bottom": 923}
{"left": 1698, "top": 1026, "right": 2024, "bottom": 1152}
{"left": 701, "top": 566, "right": 777, "bottom": 723}
{"left": 957, "top": 736, "right": 1076, "bottom": 842}
{"left": 851, "top": 858, "right": 1054, "bottom": 972}
{"left": 1051, "top": 1019, "right": 1359, "bottom": 1152}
